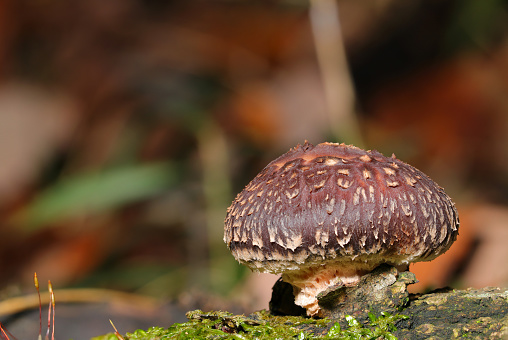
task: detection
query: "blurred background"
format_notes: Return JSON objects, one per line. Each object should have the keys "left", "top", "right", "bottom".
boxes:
{"left": 0, "top": 0, "right": 508, "bottom": 338}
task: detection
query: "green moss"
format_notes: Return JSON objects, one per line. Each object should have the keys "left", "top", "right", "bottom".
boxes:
{"left": 323, "top": 312, "right": 407, "bottom": 340}
{"left": 92, "top": 310, "right": 407, "bottom": 340}
{"left": 92, "top": 334, "right": 119, "bottom": 340}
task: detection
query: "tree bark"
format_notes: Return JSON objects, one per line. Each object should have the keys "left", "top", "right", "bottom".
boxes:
{"left": 270, "top": 265, "right": 508, "bottom": 339}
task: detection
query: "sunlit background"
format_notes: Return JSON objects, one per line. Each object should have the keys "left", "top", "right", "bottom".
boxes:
{"left": 0, "top": 0, "right": 508, "bottom": 338}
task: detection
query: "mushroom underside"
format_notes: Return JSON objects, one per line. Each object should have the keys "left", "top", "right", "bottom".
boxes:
{"left": 278, "top": 260, "right": 411, "bottom": 316}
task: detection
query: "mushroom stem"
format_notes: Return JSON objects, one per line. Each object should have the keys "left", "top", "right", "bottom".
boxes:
{"left": 282, "top": 263, "right": 371, "bottom": 316}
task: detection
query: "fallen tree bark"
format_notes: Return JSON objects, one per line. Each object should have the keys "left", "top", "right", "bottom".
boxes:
{"left": 270, "top": 265, "right": 508, "bottom": 339}
{"left": 396, "top": 286, "right": 508, "bottom": 339}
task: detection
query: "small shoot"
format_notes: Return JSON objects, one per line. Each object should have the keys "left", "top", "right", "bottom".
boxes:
{"left": 45, "top": 282, "right": 50, "bottom": 340}
{"left": 34, "top": 273, "right": 42, "bottom": 340}
{"left": 0, "top": 322, "right": 9, "bottom": 340}
{"left": 48, "top": 281, "right": 55, "bottom": 340}
{"left": 109, "top": 320, "right": 125, "bottom": 340}
{"left": 0, "top": 321, "right": 16, "bottom": 340}
{"left": 1, "top": 274, "right": 52, "bottom": 340}
{"left": 45, "top": 280, "right": 55, "bottom": 340}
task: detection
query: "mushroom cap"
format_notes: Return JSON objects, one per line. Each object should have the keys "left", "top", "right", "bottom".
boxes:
{"left": 224, "top": 142, "right": 459, "bottom": 274}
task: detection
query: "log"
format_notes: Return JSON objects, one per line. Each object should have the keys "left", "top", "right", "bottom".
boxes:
{"left": 93, "top": 265, "right": 508, "bottom": 339}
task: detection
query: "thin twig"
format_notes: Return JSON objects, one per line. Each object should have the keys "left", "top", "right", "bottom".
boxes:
{"left": 309, "top": 0, "right": 363, "bottom": 147}
{"left": 0, "top": 288, "right": 160, "bottom": 317}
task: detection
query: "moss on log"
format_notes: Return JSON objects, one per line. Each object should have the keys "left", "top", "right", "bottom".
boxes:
{"left": 396, "top": 287, "right": 508, "bottom": 339}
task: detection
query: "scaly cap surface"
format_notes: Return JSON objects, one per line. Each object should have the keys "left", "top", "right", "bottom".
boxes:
{"left": 224, "top": 142, "right": 459, "bottom": 274}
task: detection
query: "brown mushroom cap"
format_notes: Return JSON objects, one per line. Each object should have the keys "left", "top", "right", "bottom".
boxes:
{"left": 224, "top": 142, "right": 459, "bottom": 275}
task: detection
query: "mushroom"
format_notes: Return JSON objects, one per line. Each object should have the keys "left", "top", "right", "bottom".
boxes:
{"left": 224, "top": 142, "right": 459, "bottom": 316}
